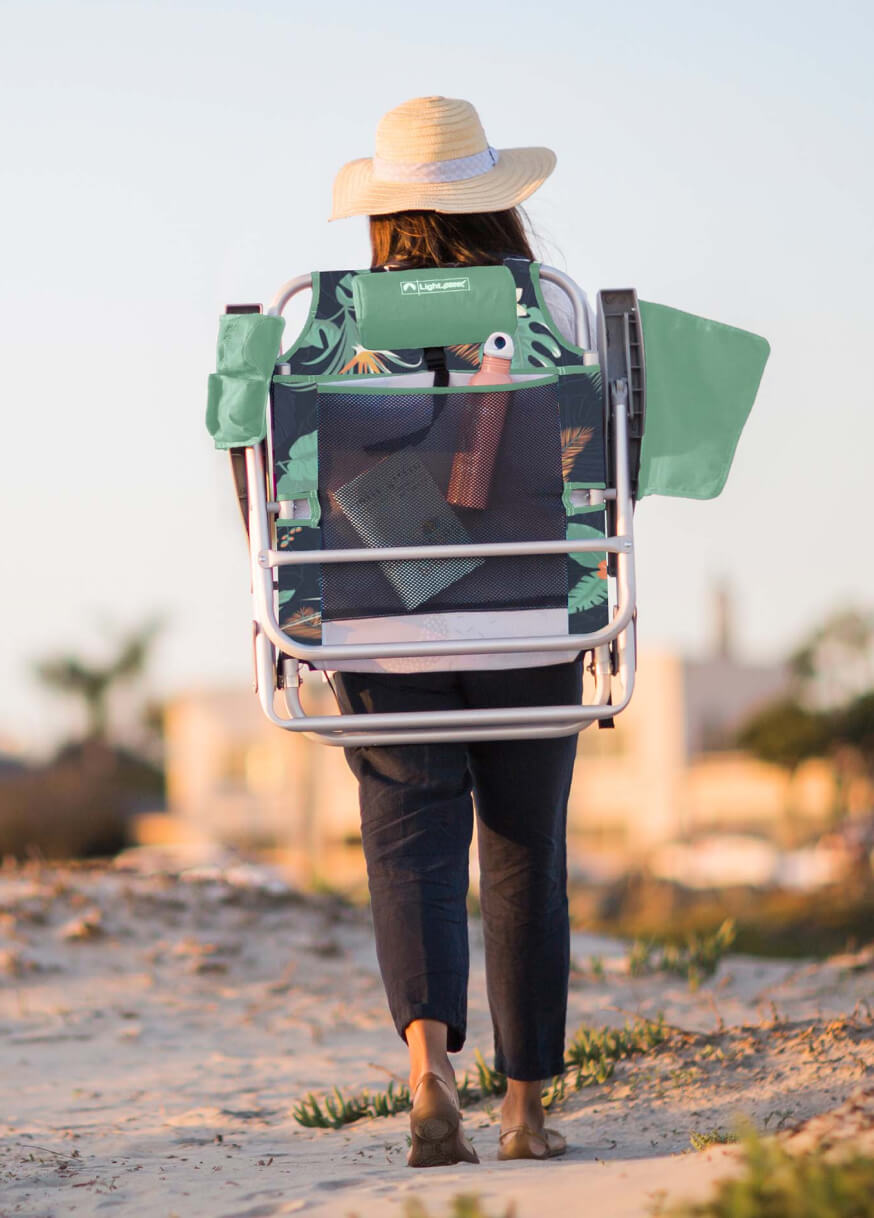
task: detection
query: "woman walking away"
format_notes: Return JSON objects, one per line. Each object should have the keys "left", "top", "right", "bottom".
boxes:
{"left": 328, "top": 96, "right": 589, "bottom": 1167}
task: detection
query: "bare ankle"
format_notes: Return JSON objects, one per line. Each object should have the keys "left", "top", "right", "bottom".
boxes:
{"left": 406, "top": 1019, "right": 455, "bottom": 1093}
{"left": 409, "top": 1058, "right": 455, "bottom": 1094}
{"left": 501, "top": 1080, "right": 544, "bottom": 1131}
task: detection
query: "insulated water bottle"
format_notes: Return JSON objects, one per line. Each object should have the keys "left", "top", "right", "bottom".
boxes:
{"left": 446, "top": 332, "right": 514, "bottom": 509}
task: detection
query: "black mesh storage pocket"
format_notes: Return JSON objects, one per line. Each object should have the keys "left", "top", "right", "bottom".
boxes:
{"left": 317, "top": 377, "right": 566, "bottom": 621}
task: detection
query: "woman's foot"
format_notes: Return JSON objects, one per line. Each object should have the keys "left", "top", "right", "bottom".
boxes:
{"left": 498, "top": 1124, "right": 567, "bottom": 1160}
{"left": 406, "top": 1018, "right": 456, "bottom": 1096}
{"left": 498, "top": 1078, "right": 567, "bottom": 1160}
{"left": 408, "top": 1073, "right": 479, "bottom": 1168}
{"left": 406, "top": 1019, "right": 478, "bottom": 1168}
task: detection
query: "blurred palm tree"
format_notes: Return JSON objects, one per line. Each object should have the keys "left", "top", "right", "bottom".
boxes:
{"left": 736, "top": 697, "right": 830, "bottom": 772}
{"left": 737, "top": 607, "right": 874, "bottom": 818}
{"left": 789, "top": 608, "right": 874, "bottom": 710}
{"left": 34, "top": 619, "right": 162, "bottom": 743}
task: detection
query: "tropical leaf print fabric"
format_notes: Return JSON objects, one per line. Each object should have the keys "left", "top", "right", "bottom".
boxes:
{"left": 281, "top": 271, "right": 424, "bottom": 379}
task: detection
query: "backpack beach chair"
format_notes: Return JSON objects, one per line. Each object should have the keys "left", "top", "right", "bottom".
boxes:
{"left": 206, "top": 258, "right": 769, "bottom": 746}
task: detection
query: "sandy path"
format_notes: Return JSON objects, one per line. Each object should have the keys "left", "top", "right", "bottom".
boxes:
{"left": 1, "top": 857, "right": 872, "bottom": 1217}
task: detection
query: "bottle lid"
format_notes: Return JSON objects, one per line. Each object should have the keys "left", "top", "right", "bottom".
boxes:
{"left": 483, "top": 331, "right": 514, "bottom": 360}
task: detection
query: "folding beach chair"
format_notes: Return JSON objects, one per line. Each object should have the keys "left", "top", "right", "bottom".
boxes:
{"left": 206, "top": 258, "right": 769, "bottom": 746}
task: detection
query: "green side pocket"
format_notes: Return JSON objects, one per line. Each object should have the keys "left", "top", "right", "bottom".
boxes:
{"left": 206, "top": 313, "right": 285, "bottom": 449}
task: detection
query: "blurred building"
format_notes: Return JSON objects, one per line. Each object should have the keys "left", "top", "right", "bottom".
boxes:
{"left": 158, "top": 587, "right": 838, "bottom": 868}
{"left": 160, "top": 678, "right": 364, "bottom": 885}
{"left": 571, "top": 648, "right": 832, "bottom": 848}
{"left": 572, "top": 583, "right": 829, "bottom": 848}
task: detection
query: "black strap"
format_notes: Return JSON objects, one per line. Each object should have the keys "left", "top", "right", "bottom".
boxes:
{"left": 363, "top": 346, "right": 449, "bottom": 456}
{"left": 423, "top": 346, "right": 449, "bottom": 387}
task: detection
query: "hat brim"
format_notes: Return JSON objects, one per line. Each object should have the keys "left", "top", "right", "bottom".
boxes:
{"left": 329, "top": 146, "right": 556, "bottom": 221}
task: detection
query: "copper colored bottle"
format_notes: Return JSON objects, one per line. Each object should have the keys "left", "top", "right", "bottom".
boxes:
{"left": 446, "top": 332, "right": 514, "bottom": 509}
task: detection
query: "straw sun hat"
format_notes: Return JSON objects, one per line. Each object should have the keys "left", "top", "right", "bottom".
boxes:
{"left": 330, "top": 96, "right": 556, "bottom": 221}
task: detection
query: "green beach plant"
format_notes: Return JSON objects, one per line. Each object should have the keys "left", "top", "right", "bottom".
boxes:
{"left": 293, "top": 1014, "right": 668, "bottom": 1129}
{"left": 662, "top": 1130, "right": 874, "bottom": 1217}
{"left": 689, "top": 1129, "right": 739, "bottom": 1151}
{"left": 564, "top": 1014, "right": 668, "bottom": 1087}
{"left": 405, "top": 1197, "right": 516, "bottom": 1218}
{"left": 292, "top": 1080, "right": 411, "bottom": 1129}
{"left": 629, "top": 920, "right": 736, "bottom": 991}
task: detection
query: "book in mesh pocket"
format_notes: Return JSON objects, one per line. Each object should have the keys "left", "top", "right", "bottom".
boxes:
{"left": 331, "top": 450, "right": 483, "bottom": 611}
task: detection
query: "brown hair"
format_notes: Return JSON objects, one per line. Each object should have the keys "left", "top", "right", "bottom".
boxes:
{"left": 369, "top": 208, "right": 535, "bottom": 270}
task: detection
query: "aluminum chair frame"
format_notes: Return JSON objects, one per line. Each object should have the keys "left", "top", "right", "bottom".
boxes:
{"left": 243, "top": 266, "right": 638, "bottom": 745}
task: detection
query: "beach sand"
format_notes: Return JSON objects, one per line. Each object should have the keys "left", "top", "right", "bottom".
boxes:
{"left": 1, "top": 852, "right": 872, "bottom": 1217}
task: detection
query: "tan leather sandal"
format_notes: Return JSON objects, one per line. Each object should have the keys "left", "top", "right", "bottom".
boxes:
{"left": 498, "top": 1124, "right": 568, "bottom": 1160}
{"left": 408, "top": 1073, "right": 479, "bottom": 1168}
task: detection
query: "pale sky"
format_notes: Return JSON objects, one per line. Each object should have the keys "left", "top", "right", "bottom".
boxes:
{"left": 2, "top": 0, "right": 873, "bottom": 753}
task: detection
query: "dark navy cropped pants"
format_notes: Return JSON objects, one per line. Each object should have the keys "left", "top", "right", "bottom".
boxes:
{"left": 332, "top": 659, "right": 581, "bottom": 1081}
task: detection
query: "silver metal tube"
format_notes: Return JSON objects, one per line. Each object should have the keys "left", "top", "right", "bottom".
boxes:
{"left": 251, "top": 562, "right": 634, "bottom": 743}
{"left": 317, "top": 637, "right": 622, "bottom": 742}
{"left": 262, "top": 535, "right": 630, "bottom": 567}
{"left": 254, "top": 626, "right": 289, "bottom": 728}
{"left": 273, "top": 696, "right": 621, "bottom": 733}
{"left": 610, "top": 381, "right": 636, "bottom": 639}
{"left": 267, "top": 274, "right": 313, "bottom": 317}
{"left": 279, "top": 683, "right": 607, "bottom": 730}
{"left": 255, "top": 630, "right": 611, "bottom": 744}
{"left": 283, "top": 722, "right": 595, "bottom": 747}
{"left": 539, "top": 265, "right": 594, "bottom": 350}
{"left": 270, "top": 635, "right": 628, "bottom": 746}
{"left": 599, "top": 381, "right": 637, "bottom": 711}
{"left": 612, "top": 381, "right": 633, "bottom": 528}
{"left": 614, "top": 607, "right": 637, "bottom": 707}
{"left": 300, "top": 700, "right": 617, "bottom": 745}
{"left": 282, "top": 662, "right": 609, "bottom": 744}
{"left": 592, "top": 644, "right": 613, "bottom": 698}
{"left": 617, "top": 621, "right": 636, "bottom": 705}
{"left": 278, "top": 663, "right": 630, "bottom": 746}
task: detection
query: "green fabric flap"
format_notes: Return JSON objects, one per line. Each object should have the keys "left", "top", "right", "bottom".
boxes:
{"left": 637, "top": 302, "right": 769, "bottom": 499}
{"left": 352, "top": 265, "right": 518, "bottom": 351}
{"left": 206, "top": 313, "right": 285, "bottom": 449}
